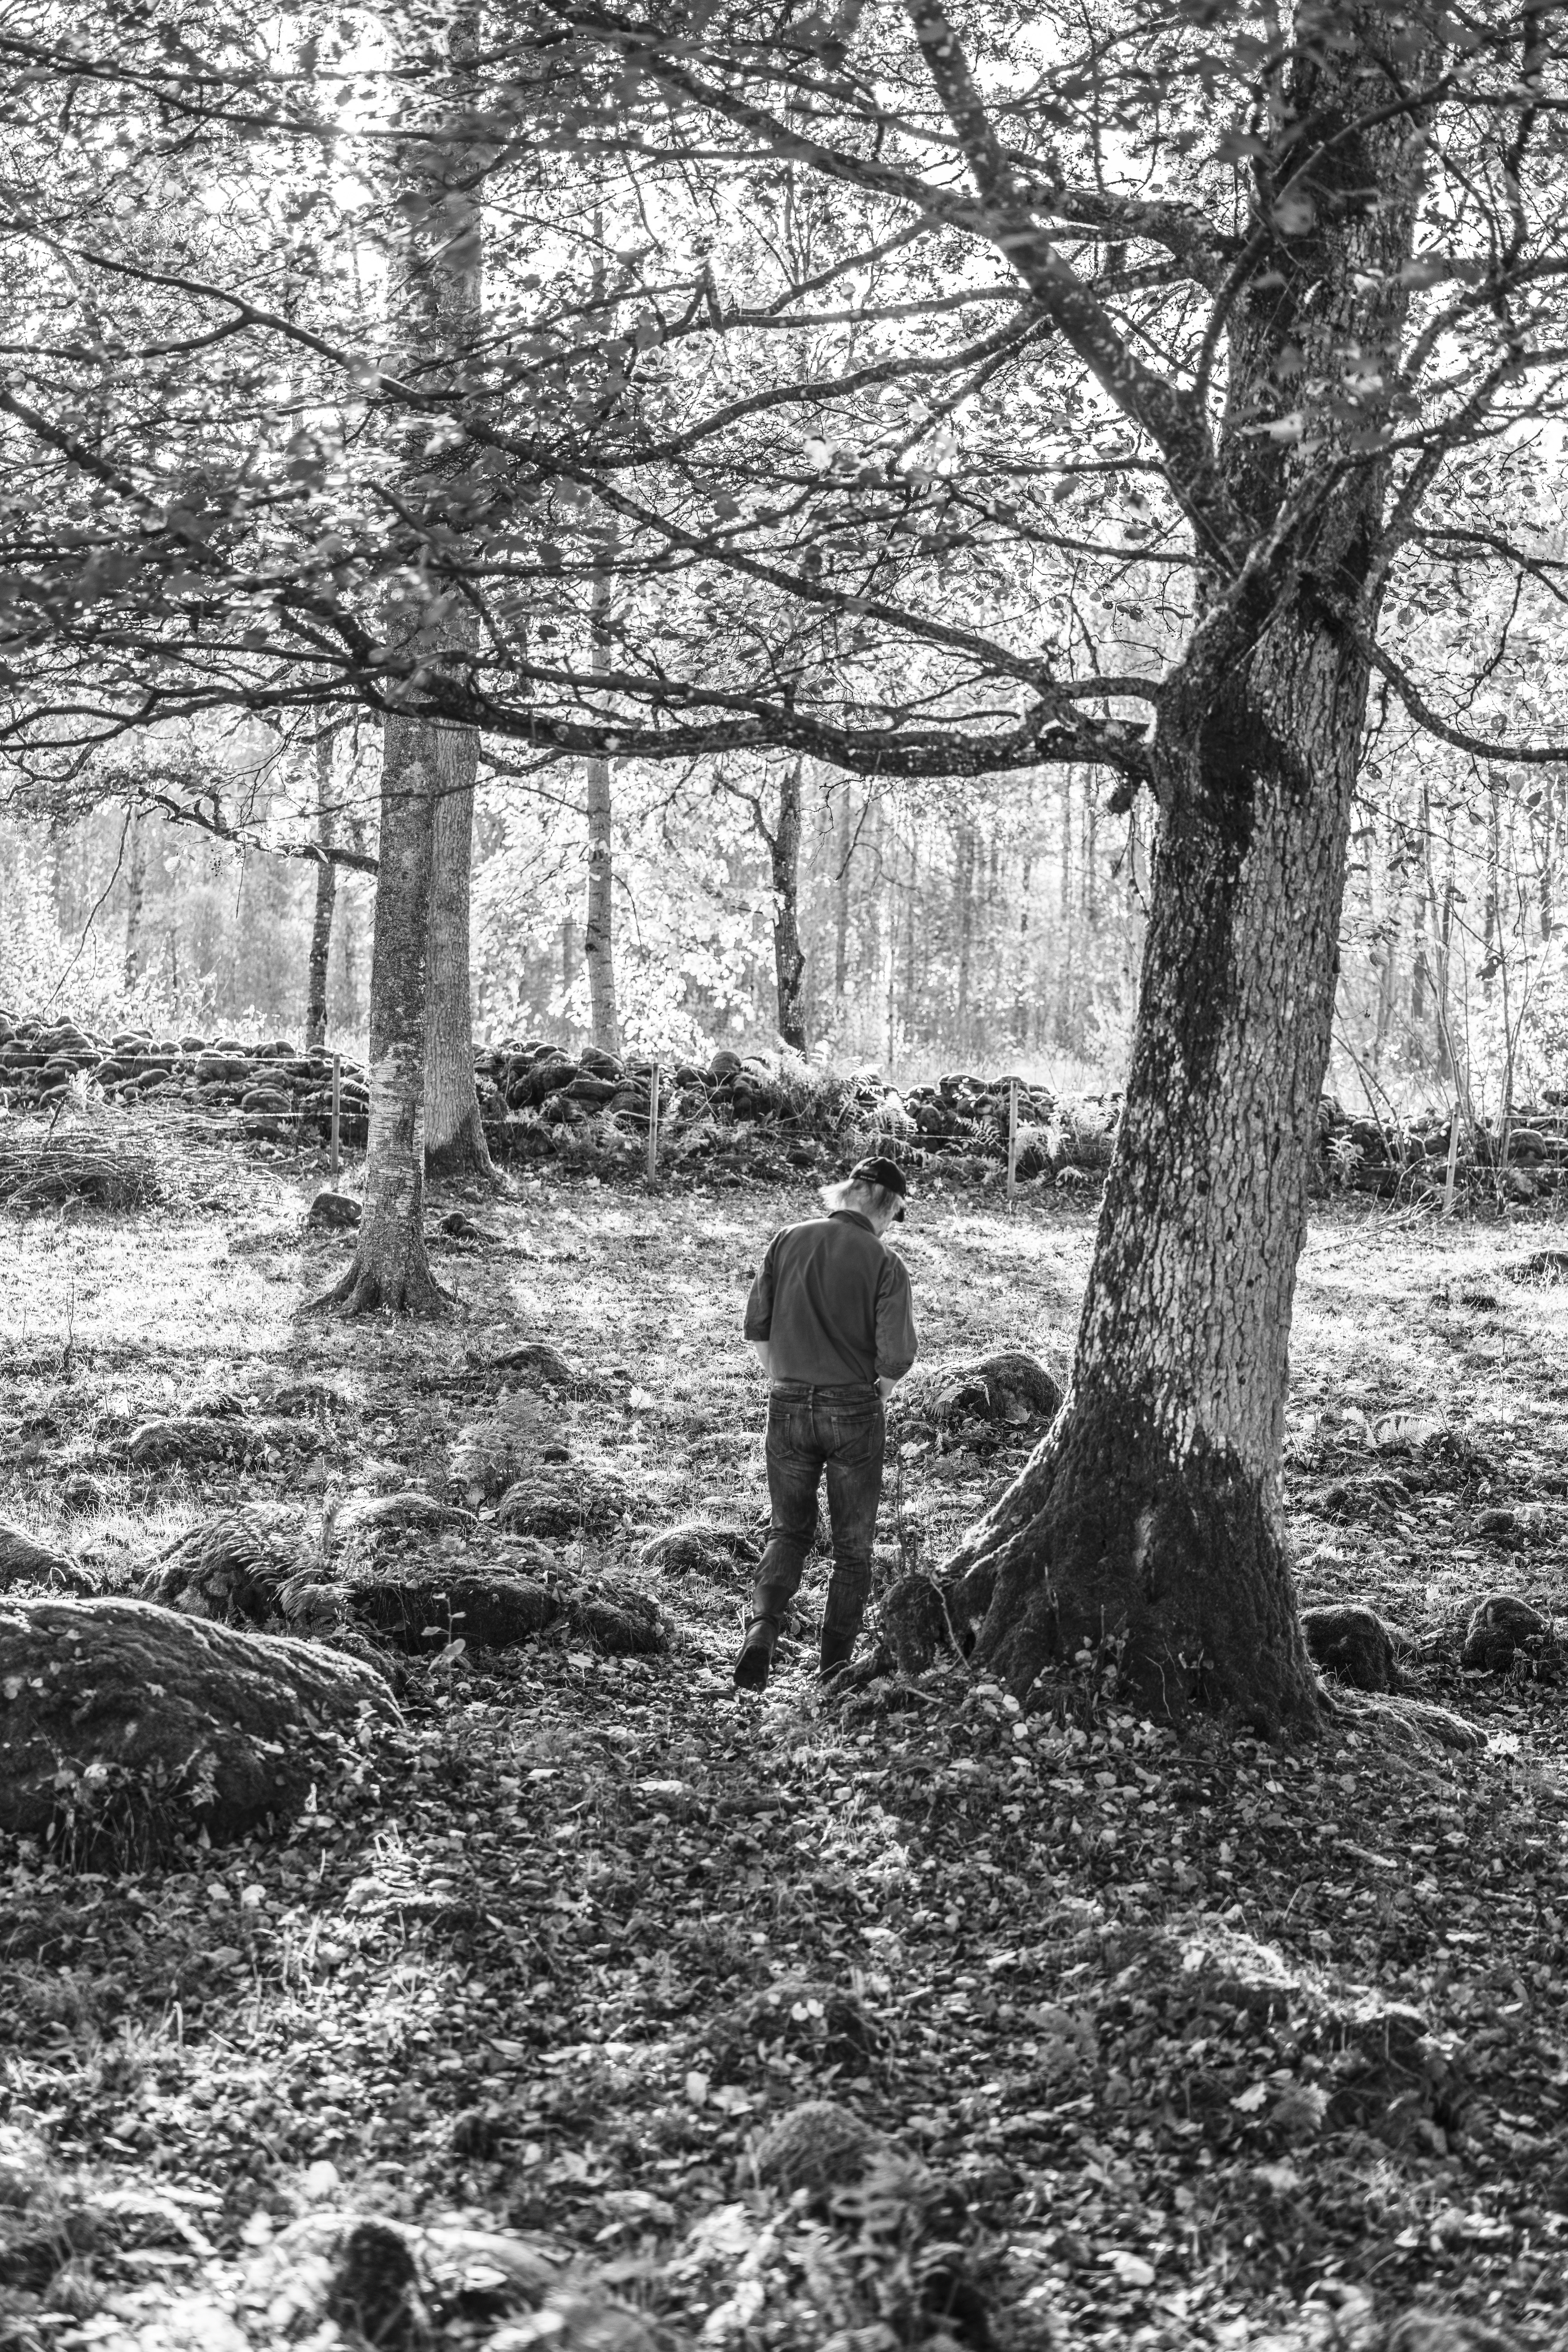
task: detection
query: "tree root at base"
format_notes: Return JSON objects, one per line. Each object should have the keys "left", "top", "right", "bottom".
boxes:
{"left": 867, "top": 1568, "right": 1337, "bottom": 1740}
{"left": 425, "top": 1126, "right": 500, "bottom": 1187}
{"left": 1323, "top": 1685, "right": 1483, "bottom": 1754}
{"left": 308, "top": 1257, "right": 455, "bottom": 1318}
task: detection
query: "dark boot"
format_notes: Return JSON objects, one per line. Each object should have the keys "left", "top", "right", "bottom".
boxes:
{"left": 733, "top": 1616, "right": 779, "bottom": 1692}
{"left": 819, "top": 1625, "right": 857, "bottom": 1678}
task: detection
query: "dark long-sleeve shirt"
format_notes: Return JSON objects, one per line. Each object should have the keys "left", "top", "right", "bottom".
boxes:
{"left": 743, "top": 1210, "right": 918, "bottom": 1387}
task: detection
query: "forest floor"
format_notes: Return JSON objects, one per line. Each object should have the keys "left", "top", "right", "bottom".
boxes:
{"left": 1, "top": 1130, "right": 1567, "bottom": 2352}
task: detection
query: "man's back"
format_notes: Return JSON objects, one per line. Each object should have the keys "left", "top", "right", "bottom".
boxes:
{"left": 744, "top": 1209, "right": 917, "bottom": 1389}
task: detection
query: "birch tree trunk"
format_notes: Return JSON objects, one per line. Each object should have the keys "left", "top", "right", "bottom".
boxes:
{"left": 123, "top": 813, "right": 147, "bottom": 992}
{"left": 583, "top": 734, "right": 619, "bottom": 1053}
{"left": 321, "top": 5, "right": 485, "bottom": 1312}
{"left": 833, "top": 786, "right": 853, "bottom": 1013}
{"left": 424, "top": 723, "right": 496, "bottom": 1181}
{"left": 321, "top": 722, "right": 447, "bottom": 1314}
{"left": 770, "top": 759, "right": 807, "bottom": 1052}
{"left": 305, "top": 728, "right": 337, "bottom": 1052}
{"left": 953, "top": 820, "right": 975, "bottom": 1054}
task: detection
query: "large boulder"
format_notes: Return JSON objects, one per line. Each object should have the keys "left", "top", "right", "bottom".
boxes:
{"left": 351, "top": 1573, "right": 562, "bottom": 1653}
{"left": 306, "top": 1189, "right": 362, "bottom": 1231}
{"left": 637, "top": 1521, "right": 761, "bottom": 1580}
{"left": 140, "top": 1506, "right": 312, "bottom": 1627}
{"left": 0, "top": 1518, "right": 95, "bottom": 1596}
{"left": 348, "top": 1563, "right": 666, "bottom": 1657}
{"left": 1461, "top": 1592, "right": 1558, "bottom": 1673}
{"left": 899, "top": 1352, "right": 1062, "bottom": 1430}
{"left": 332, "top": 1492, "right": 476, "bottom": 1554}
{"left": 1301, "top": 1603, "right": 1402, "bottom": 1692}
{"left": 0, "top": 1597, "right": 396, "bottom": 1842}
{"left": 124, "top": 1415, "right": 274, "bottom": 1469}
{"left": 495, "top": 1468, "right": 631, "bottom": 1540}
{"left": 489, "top": 1339, "right": 579, "bottom": 1390}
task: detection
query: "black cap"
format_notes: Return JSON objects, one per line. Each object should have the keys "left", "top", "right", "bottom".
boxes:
{"left": 847, "top": 1156, "right": 910, "bottom": 1219}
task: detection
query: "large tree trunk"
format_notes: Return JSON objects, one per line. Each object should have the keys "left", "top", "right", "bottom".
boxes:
{"left": 305, "top": 728, "right": 336, "bottom": 1051}
{"left": 318, "top": 724, "right": 448, "bottom": 1316}
{"left": 935, "top": 3, "right": 1436, "bottom": 1732}
{"left": 944, "top": 609, "right": 1361, "bottom": 1732}
{"left": 425, "top": 728, "right": 496, "bottom": 1182}
{"left": 770, "top": 759, "right": 807, "bottom": 1052}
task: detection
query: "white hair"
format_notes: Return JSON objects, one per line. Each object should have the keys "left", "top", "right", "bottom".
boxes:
{"left": 821, "top": 1177, "right": 901, "bottom": 1220}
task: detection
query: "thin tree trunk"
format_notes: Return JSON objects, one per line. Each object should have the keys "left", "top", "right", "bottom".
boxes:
{"left": 1482, "top": 783, "right": 1501, "bottom": 1001}
{"left": 1056, "top": 769, "right": 1075, "bottom": 1049}
{"left": 321, "top": 3, "right": 484, "bottom": 1313}
{"left": 583, "top": 733, "right": 619, "bottom": 1052}
{"left": 320, "top": 721, "right": 447, "bottom": 1314}
{"left": 582, "top": 218, "right": 619, "bottom": 1056}
{"left": 305, "top": 729, "right": 337, "bottom": 1051}
{"left": 425, "top": 734, "right": 495, "bottom": 1181}
{"left": 954, "top": 822, "right": 975, "bottom": 1054}
{"left": 862, "top": 800, "right": 882, "bottom": 1057}
{"left": 1083, "top": 783, "right": 1099, "bottom": 930}
{"left": 833, "top": 786, "right": 853, "bottom": 1012}
{"left": 1015, "top": 844, "right": 1032, "bottom": 1047}
{"left": 1410, "top": 777, "right": 1430, "bottom": 1045}
{"left": 123, "top": 814, "right": 147, "bottom": 992}
{"left": 1433, "top": 816, "right": 1463, "bottom": 1102}
{"left": 902, "top": 827, "right": 918, "bottom": 1054}
{"left": 885, "top": 831, "right": 897, "bottom": 1067}
{"left": 770, "top": 759, "right": 807, "bottom": 1052}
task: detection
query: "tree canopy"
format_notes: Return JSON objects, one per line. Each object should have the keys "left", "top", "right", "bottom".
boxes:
{"left": 3, "top": 0, "right": 1567, "bottom": 799}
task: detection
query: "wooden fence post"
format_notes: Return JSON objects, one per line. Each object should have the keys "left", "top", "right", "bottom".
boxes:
{"left": 330, "top": 1052, "right": 341, "bottom": 1179}
{"left": 1006, "top": 1077, "right": 1019, "bottom": 1209}
{"left": 647, "top": 1062, "right": 660, "bottom": 1180}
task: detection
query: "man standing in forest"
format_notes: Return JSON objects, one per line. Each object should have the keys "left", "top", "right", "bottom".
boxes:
{"left": 734, "top": 1157, "right": 918, "bottom": 1691}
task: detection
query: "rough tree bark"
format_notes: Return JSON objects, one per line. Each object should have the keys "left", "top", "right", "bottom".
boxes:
{"left": 921, "top": 0, "right": 1438, "bottom": 1733}
{"left": 305, "top": 727, "right": 336, "bottom": 1051}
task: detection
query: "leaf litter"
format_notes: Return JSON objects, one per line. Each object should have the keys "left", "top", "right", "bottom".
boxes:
{"left": 0, "top": 1166, "right": 1565, "bottom": 2347}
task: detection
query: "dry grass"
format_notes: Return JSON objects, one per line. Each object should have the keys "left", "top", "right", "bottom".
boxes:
{"left": 0, "top": 1114, "right": 160, "bottom": 1211}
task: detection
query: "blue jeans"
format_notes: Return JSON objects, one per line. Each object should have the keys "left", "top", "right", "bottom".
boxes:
{"left": 751, "top": 1383, "right": 885, "bottom": 1645}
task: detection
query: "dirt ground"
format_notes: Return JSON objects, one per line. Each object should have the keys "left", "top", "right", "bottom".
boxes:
{"left": 1, "top": 1129, "right": 1566, "bottom": 2351}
